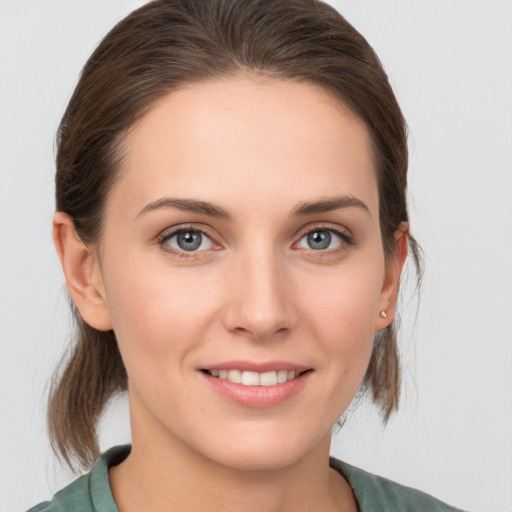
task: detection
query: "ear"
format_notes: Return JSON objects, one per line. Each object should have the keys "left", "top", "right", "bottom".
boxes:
{"left": 53, "top": 212, "right": 113, "bottom": 331}
{"left": 374, "top": 221, "right": 409, "bottom": 331}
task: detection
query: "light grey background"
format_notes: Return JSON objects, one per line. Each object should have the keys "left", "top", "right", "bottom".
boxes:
{"left": 1, "top": 1, "right": 511, "bottom": 511}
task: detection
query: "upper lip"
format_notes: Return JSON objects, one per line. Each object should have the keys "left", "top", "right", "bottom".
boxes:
{"left": 200, "top": 360, "right": 310, "bottom": 373}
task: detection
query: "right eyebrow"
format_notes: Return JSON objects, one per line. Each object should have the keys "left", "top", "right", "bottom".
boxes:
{"left": 135, "top": 197, "right": 232, "bottom": 220}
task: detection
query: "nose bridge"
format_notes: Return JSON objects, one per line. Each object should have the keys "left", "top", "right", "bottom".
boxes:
{"left": 222, "top": 241, "right": 296, "bottom": 340}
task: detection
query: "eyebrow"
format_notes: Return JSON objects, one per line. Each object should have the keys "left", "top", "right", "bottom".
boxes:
{"left": 136, "top": 195, "right": 370, "bottom": 221}
{"left": 136, "top": 197, "right": 232, "bottom": 220}
{"left": 291, "top": 196, "right": 371, "bottom": 217}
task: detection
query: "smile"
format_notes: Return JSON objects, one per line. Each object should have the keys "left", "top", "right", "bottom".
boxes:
{"left": 203, "top": 369, "right": 302, "bottom": 386}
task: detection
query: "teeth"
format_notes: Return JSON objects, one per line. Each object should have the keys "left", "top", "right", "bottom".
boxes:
{"left": 227, "top": 369, "right": 242, "bottom": 384}
{"left": 210, "top": 369, "right": 301, "bottom": 386}
{"left": 277, "top": 369, "right": 288, "bottom": 383}
{"left": 259, "top": 371, "right": 277, "bottom": 386}
{"left": 241, "top": 371, "right": 260, "bottom": 386}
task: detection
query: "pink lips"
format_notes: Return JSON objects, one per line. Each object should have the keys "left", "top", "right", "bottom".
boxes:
{"left": 206, "top": 360, "right": 309, "bottom": 373}
{"left": 199, "top": 361, "right": 312, "bottom": 407}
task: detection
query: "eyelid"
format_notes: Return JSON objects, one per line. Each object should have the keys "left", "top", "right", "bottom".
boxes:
{"left": 291, "top": 223, "right": 354, "bottom": 257}
{"left": 293, "top": 222, "right": 353, "bottom": 245}
{"left": 155, "top": 222, "right": 352, "bottom": 258}
{"left": 156, "top": 224, "right": 222, "bottom": 257}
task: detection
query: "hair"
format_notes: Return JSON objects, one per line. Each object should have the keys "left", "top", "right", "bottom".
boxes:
{"left": 49, "top": 0, "right": 422, "bottom": 471}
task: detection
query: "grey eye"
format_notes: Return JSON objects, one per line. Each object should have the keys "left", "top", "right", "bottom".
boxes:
{"left": 167, "top": 230, "right": 213, "bottom": 252}
{"left": 298, "top": 229, "right": 343, "bottom": 251}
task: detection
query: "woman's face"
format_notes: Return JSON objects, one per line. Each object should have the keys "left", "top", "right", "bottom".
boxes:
{"left": 91, "top": 77, "right": 400, "bottom": 470}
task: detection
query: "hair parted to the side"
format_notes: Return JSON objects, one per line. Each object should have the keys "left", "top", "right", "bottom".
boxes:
{"left": 50, "top": 0, "right": 422, "bottom": 472}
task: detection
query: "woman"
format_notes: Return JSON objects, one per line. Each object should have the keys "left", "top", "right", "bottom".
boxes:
{"left": 28, "top": 0, "right": 465, "bottom": 510}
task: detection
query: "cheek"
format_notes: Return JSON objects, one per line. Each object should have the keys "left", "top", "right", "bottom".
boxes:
{"left": 300, "top": 259, "right": 384, "bottom": 368}
{"left": 307, "top": 264, "right": 382, "bottom": 325}
{"left": 103, "top": 259, "right": 220, "bottom": 360}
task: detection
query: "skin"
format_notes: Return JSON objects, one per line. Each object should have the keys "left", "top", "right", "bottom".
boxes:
{"left": 54, "top": 77, "right": 408, "bottom": 512}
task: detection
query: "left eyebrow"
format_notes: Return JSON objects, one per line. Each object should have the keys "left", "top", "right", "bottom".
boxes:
{"left": 291, "top": 196, "right": 371, "bottom": 218}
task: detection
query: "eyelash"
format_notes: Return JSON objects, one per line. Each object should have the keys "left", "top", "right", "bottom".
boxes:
{"left": 157, "top": 225, "right": 218, "bottom": 260}
{"left": 294, "top": 224, "right": 353, "bottom": 254}
{"left": 156, "top": 223, "right": 353, "bottom": 259}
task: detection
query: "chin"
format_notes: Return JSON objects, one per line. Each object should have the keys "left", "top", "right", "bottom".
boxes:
{"left": 212, "top": 449, "right": 305, "bottom": 472}
{"left": 199, "top": 424, "right": 328, "bottom": 472}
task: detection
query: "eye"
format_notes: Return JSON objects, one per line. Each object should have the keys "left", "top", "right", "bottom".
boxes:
{"left": 164, "top": 229, "right": 214, "bottom": 252}
{"left": 297, "top": 229, "right": 347, "bottom": 251}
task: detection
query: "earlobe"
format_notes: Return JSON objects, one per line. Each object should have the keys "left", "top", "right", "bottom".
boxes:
{"left": 375, "top": 221, "right": 409, "bottom": 331}
{"left": 53, "top": 212, "right": 113, "bottom": 331}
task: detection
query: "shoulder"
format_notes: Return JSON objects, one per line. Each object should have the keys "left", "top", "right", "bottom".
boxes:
{"left": 26, "top": 445, "right": 130, "bottom": 512}
{"left": 330, "top": 457, "right": 468, "bottom": 512}
{"left": 26, "top": 474, "right": 91, "bottom": 512}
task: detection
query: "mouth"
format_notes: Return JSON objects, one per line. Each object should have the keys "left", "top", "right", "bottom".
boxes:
{"left": 201, "top": 368, "right": 308, "bottom": 386}
{"left": 199, "top": 362, "right": 313, "bottom": 407}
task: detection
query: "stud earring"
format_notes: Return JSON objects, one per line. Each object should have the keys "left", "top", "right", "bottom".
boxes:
{"left": 379, "top": 310, "right": 388, "bottom": 319}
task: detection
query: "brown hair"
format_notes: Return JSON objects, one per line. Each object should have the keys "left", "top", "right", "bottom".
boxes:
{"left": 50, "top": 0, "right": 422, "bottom": 471}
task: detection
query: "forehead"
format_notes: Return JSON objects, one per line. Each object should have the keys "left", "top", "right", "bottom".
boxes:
{"left": 112, "top": 77, "right": 378, "bottom": 216}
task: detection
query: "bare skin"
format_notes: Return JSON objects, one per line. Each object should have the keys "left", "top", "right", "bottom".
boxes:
{"left": 110, "top": 430, "right": 357, "bottom": 512}
{"left": 54, "top": 77, "right": 407, "bottom": 512}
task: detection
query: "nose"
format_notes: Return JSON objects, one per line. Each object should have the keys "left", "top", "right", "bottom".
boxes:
{"left": 221, "top": 247, "right": 298, "bottom": 342}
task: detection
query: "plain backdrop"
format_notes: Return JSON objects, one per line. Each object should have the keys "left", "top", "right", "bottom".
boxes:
{"left": 1, "top": 1, "right": 511, "bottom": 511}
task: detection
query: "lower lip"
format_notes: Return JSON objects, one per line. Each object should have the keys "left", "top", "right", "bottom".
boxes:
{"left": 200, "top": 371, "right": 312, "bottom": 407}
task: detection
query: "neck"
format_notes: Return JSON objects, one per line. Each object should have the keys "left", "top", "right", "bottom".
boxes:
{"left": 109, "top": 395, "right": 356, "bottom": 512}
